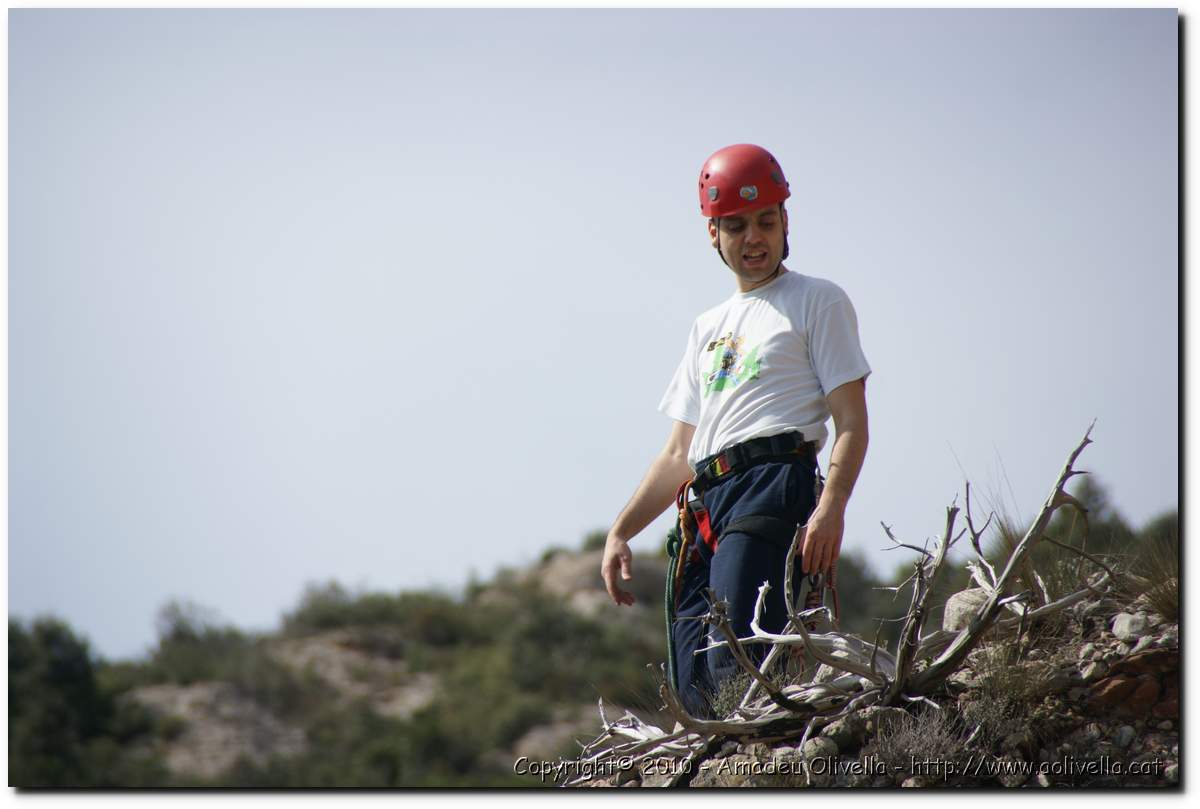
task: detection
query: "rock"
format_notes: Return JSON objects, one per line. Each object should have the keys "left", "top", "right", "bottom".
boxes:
{"left": 125, "top": 681, "right": 308, "bottom": 780}
{"left": 1152, "top": 697, "right": 1179, "bottom": 720}
{"left": 1043, "top": 668, "right": 1072, "bottom": 693}
{"left": 1115, "top": 642, "right": 1132, "bottom": 655}
{"left": 691, "top": 760, "right": 721, "bottom": 788}
{"left": 948, "top": 669, "right": 978, "bottom": 689}
{"left": 820, "top": 713, "right": 867, "bottom": 752}
{"left": 859, "top": 706, "right": 910, "bottom": 737}
{"left": 996, "top": 755, "right": 1029, "bottom": 787}
{"left": 943, "top": 588, "right": 990, "bottom": 632}
{"left": 1111, "top": 613, "right": 1150, "bottom": 642}
{"left": 615, "top": 764, "right": 640, "bottom": 786}
{"left": 1114, "top": 648, "right": 1177, "bottom": 677}
{"left": 901, "top": 776, "right": 926, "bottom": 787}
{"left": 1113, "top": 726, "right": 1136, "bottom": 748}
{"left": 1036, "top": 771, "right": 1052, "bottom": 787}
{"left": 1124, "top": 678, "right": 1162, "bottom": 715}
{"left": 1157, "top": 720, "right": 1173, "bottom": 731}
{"left": 1165, "top": 763, "right": 1179, "bottom": 784}
{"left": 640, "top": 763, "right": 675, "bottom": 789}
{"left": 1080, "top": 662, "right": 1107, "bottom": 682}
{"left": 1130, "top": 635, "right": 1155, "bottom": 654}
{"left": 1078, "top": 643, "right": 1096, "bottom": 661}
{"left": 1067, "top": 687, "right": 1089, "bottom": 702}
{"left": 743, "top": 742, "right": 771, "bottom": 759}
{"left": 1090, "top": 675, "right": 1138, "bottom": 708}
{"left": 691, "top": 754, "right": 757, "bottom": 788}
{"left": 267, "top": 629, "right": 437, "bottom": 721}
{"left": 1002, "top": 730, "right": 1035, "bottom": 756}
{"left": 802, "top": 736, "right": 839, "bottom": 761}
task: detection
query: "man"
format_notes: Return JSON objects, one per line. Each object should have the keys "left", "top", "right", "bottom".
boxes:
{"left": 600, "top": 143, "right": 871, "bottom": 718}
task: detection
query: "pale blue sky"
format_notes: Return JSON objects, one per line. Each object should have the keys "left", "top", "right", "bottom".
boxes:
{"left": 9, "top": 9, "right": 1178, "bottom": 661}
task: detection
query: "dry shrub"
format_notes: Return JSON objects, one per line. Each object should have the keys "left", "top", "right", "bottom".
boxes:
{"left": 707, "top": 664, "right": 795, "bottom": 720}
{"left": 860, "top": 706, "right": 970, "bottom": 779}
{"left": 959, "top": 638, "right": 1061, "bottom": 751}
{"left": 1122, "top": 528, "right": 1179, "bottom": 621}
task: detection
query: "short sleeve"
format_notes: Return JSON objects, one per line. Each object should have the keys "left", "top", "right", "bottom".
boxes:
{"left": 657, "top": 321, "right": 701, "bottom": 425}
{"left": 808, "top": 295, "right": 872, "bottom": 396}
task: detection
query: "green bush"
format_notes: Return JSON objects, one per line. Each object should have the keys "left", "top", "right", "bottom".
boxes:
{"left": 581, "top": 529, "right": 609, "bottom": 552}
{"left": 9, "top": 617, "right": 169, "bottom": 787}
{"left": 282, "top": 583, "right": 479, "bottom": 647}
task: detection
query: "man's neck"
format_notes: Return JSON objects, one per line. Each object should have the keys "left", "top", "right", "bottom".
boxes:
{"left": 736, "top": 264, "right": 787, "bottom": 293}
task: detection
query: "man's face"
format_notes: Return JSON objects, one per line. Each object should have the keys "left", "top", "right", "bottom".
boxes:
{"left": 707, "top": 204, "right": 789, "bottom": 285}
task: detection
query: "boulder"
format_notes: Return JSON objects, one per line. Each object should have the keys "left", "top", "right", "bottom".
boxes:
{"left": 1089, "top": 675, "right": 1138, "bottom": 708}
{"left": 1113, "top": 726, "right": 1136, "bottom": 749}
{"left": 1123, "top": 678, "right": 1161, "bottom": 716}
{"left": 942, "top": 588, "right": 990, "bottom": 632}
{"left": 801, "top": 736, "right": 839, "bottom": 761}
{"left": 820, "top": 713, "right": 867, "bottom": 752}
{"left": 858, "top": 706, "right": 910, "bottom": 737}
{"left": 1111, "top": 613, "right": 1149, "bottom": 642}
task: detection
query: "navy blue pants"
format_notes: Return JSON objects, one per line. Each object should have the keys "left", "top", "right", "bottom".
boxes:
{"left": 671, "top": 458, "right": 819, "bottom": 718}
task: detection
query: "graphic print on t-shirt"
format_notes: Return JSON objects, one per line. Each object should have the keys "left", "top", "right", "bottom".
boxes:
{"left": 703, "top": 332, "right": 762, "bottom": 396}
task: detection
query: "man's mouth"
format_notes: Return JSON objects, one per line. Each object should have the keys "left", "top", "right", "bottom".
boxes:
{"left": 743, "top": 251, "right": 767, "bottom": 265}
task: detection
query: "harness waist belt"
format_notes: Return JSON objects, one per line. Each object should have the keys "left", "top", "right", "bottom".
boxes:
{"left": 692, "top": 431, "right": 816, "bottom": 494}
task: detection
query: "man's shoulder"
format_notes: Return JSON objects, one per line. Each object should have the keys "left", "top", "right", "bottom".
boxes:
{"left": 781, "top": 271, "right": 851, "bottom": 305}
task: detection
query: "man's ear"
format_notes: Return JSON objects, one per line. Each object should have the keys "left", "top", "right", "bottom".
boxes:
{"left": 781, "top": 205, "right": 789, "bottom": 236}
{"left": 707, "top": 218, "right": 720, "bottom": 249}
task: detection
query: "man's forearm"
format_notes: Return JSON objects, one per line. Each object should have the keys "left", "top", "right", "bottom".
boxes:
{"left": 819, "top": 425, "right": 868, "bottom": 512}
{"left": 610, "top": 452, "right": 694, "bottom": 544}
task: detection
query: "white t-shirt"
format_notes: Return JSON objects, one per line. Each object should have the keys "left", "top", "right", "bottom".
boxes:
{"left": 658, "top": 269, "right": 871, "bottom": 469}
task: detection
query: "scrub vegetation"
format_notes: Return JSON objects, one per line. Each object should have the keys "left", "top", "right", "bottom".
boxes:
{"left": 8, "top": 477, "right": 1176, "bottom": 788}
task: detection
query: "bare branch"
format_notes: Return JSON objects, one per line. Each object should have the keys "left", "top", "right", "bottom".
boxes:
{"left": 909, "top": 425, "right": 1096, "bottom": 693}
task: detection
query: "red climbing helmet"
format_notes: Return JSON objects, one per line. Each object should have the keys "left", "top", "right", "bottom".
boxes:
{"left": 697, "top": 144, "right": 790, "bottom": 218}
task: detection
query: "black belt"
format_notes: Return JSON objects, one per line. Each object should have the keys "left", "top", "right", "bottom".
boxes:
{"left": 692, "top": 431, "right": 816, "bottom": 495}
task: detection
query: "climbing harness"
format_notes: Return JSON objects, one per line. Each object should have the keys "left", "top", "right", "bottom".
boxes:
{"left": 664, "top": 431, "right": 833, "bottom": 689}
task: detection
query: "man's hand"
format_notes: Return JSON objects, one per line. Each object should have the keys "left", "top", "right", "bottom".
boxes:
{"left": 601, "top": 533, "right": 637, "bottom": 606}
{"left": 797, "top": 503, "right": 845, "bottom": 576}
{"left": 799, "top": 377, "right": 868, "bottom": 575}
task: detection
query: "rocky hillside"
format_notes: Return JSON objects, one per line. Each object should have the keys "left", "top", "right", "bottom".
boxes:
{"left": 96, "top": 548, "right": 672, "bottom": 786}
{"left": 570, "top": 585, "right": 1179, "bottom": 788}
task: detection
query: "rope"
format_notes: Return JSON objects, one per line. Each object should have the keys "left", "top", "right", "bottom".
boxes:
{"left": 664, "top": 479, "right": 696, "bottom": 692}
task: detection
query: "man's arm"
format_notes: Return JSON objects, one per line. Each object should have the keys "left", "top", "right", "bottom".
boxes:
{"left": 601, "top": 420, "right": 696, "bottom": 606}
{"left": 799, "top": 378, "right": 869, "bottom": 575}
